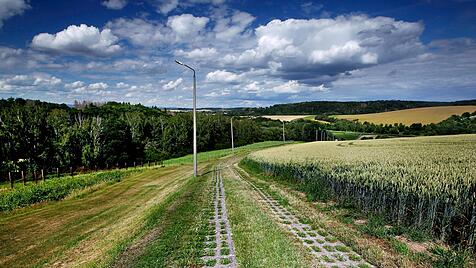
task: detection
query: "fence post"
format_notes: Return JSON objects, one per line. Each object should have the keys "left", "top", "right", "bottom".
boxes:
{"left": 34, "top": 169, "right": 38, "bottom": 183}
{"left": 41, "top": 169, "right": 45, "bottom": 182}
{"left": 70, "top": 167, "right": 73, "bottom": 177}
{"left": 9, "top": 172, "right": 13, "bottom": 189}
{"left": 125, "top": 162, "right": 128, "bottom": 170}
{"left": 57, "top": 167, "right": 60, "bottom": 178}
{"left": 134, "top": 161, "right": 136, "bottom": 168}
{"left": 22, "top": 170, "right": 25, "bottom": 185}
{"left": 148, "top": 161, "right": 150, "bottom": 167}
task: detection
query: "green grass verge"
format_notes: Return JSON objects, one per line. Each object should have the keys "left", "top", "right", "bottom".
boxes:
{"left": 133, "top": 172, "right": 211, "bottom": 267}
{"left": 0, "top": 169, "right": 134, "bottom": 211}
{"left": 224, "top": 168, "right": 311, "bottom": 267}
{"left": 163, "top": 141, "right": 289, "bottom": 165}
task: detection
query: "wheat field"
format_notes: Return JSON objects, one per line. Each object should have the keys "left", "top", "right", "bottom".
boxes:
{"left": 334, "top": 105, "right": 476, "bottom": 125}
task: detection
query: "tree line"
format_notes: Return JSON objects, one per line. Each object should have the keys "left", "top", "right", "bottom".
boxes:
{"left": 0, "top": 98, "right": 327, "bottom": 180}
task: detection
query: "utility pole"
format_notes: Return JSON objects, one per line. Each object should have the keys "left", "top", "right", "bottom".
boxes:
{"left": 282, "top": 121, "right": 286, "bottom": 143}
{"left": 175, "top": 60, "right": 198, "bottom": 177}
{"left": 231, "top": 117, "right": 234, "bottom": 153}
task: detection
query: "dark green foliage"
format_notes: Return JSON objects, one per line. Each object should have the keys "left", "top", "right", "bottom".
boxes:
{"left": 431, "top": 246, "right": 471, "bottom": 268}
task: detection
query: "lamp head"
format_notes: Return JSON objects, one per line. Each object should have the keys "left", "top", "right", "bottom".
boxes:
{"left": 175, "top": 60, "right": 183, "bottom": 65}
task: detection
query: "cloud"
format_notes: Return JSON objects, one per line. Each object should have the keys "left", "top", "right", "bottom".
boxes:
{"left": 175, "top": 47, "right": 218, "bottom": 58}
{"left": 88, "top": 82, "right": 109, "bottom": 90}
{"left": 272, "top": 80, "right": 300, "bottom": 93}
{"left": 162, "top": 78, "right": 183, "bottom": 90}
{"left": 222, "top": 15, "right": 424, "bottom": 85}
{"left": 0, "top": 0, "right": 30, "bottom": 28}
{"left": 106, "top": 18, "right": 168, "bottom": 47}
{"left": 31, "top": 24, "right": 121, "bottom": 57}
{"left": 0, "top": 74, "right": 61, "bottom": 92}
{"left": 152, "top": 0, "right": 225, "bottom": 14}
{"left": 213, "top": 11, "right": 255, "bottom": 41}
{"left": 156, "top": 0, "right": 178, "bottom": 14}
{"left": 107, "top": 14, "right": 210, "bottom": 46}
{"left": 167, "top": 14, "right": 209, "bottom": 38}
{"left": 65, "top": 81, "right": 85, "bottom": 89}
{"left": 102, "top": 0, "right": 127, "bottom": 10}
{"left": 206, "top": 70, "right": 243, "bottom": 83}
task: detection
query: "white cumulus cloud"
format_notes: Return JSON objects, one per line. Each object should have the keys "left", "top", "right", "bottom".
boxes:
{"left": 162, "top": 78, "right": 183, "bottom": 91}
{"left": 167, "top": 14, "right": 209, "bottom": 38}
{"left": 31, "top": 24, "right": 121, "bottom": 57}
{"left": 0, "top": 0, "right": 30, "bottom": 28}
{"left": 223, "top": 15, "right": 424, "bottom": 85}
{"left": 206, "top": 70, "right": 243, "bottom": 83}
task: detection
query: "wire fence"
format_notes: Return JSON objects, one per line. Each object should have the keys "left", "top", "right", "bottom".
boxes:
{"left": 1, "top": 160, "right": 164, "bottom": 189}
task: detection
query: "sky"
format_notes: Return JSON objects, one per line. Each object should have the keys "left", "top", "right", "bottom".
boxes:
{"left": 0, "top": 0, "right": 475, "bottom": 108}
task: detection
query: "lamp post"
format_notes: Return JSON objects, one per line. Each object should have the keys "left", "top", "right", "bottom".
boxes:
{"left": 282, "top": 121, "right": 286, "bottom": 143}
{"left": 231, "top": 117, "right": 234, "bottom": 153}
{"left": 175, "top": 60, "right": 197, "bottom": 177}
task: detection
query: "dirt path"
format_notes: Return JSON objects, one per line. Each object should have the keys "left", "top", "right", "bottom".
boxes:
{"left": 202, "top": 165, "right": 237, "bottom": 267}
{"left": 230, "top": 164, "right": 374, "bottom": 268}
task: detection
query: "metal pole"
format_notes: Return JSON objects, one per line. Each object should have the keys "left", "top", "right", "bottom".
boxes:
{"left": 231, "top": 117, "right": 234, "bottom": 153}
{"left": 315, "top": 129, "right": 318, "bottom": 141}
{"left": 192, "top": 70, "right": 197, "bottom": 177}
{"left": 176, "top": 60, "right": 198, "bottom": 177}
{"left": 282, "top": 121, "right": 285, "bottom": 143}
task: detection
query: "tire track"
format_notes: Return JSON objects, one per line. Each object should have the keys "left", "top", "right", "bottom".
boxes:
{"left": 230, "top": 165, "right": 374, "bottom": 268}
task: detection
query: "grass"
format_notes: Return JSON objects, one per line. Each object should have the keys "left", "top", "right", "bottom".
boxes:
{"left": 133, "top": 170, "right": 211, "bottom": 267}
{"left": 0, "top": 169, "right": 134, "bottom": 211}
{"left": 329, "top": 130, "right": 362, "bottom": 140}
{"left": 163, "top": 141, "right": 287, "bottom": 166}
{"left": 0, "top": 165, "right": 192, "bottom": 267}
{"left": 334, "top": 105, "right": 476, "bottom": 125}
{"left": 222, "top": 167, "right": 311, "bottom": 267}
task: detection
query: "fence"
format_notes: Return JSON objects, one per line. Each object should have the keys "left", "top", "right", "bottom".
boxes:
{"left": 1, "top": 160, "right": 164, "bottom": 189}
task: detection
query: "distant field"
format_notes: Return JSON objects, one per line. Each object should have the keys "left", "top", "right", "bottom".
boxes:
{"left": 262, "top": 115, "right": 308, "bottom": 121}
{"left": 262, "top": 115, "right": 330, "bottom": 124}
{"left": 334, "top": 105, "right": 476, "bottom": 125}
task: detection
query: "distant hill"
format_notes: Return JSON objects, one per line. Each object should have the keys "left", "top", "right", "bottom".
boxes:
{"left": 334, "top": 105, "right": 476, "bottom": 125}
{"left": 227, "top": 100, "right": 476, "bottom": 116}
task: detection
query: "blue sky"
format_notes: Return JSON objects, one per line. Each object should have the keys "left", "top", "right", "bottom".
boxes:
{"left": 0, "top": 0, "right": 475, "bottom": 107}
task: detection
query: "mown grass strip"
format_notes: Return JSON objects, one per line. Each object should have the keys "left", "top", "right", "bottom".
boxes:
{"left": 223, "top": 166, "right": 311, "bottom": 268}
{"left": 132, "top": 172, "right": 211, "bottom": 267}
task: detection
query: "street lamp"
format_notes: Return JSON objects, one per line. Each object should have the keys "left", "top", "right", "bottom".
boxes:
{"left": 231, "top": 117, "right": 234, "bottom": 153}
{"left": 175, "top": 60, "right": 197, "bottom": 177}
